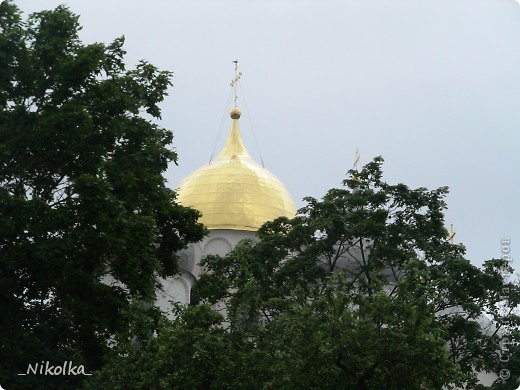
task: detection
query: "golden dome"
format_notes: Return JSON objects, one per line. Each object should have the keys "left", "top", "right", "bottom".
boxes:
{"left": 177, "top": 108, "right": 296, "bottom": 231}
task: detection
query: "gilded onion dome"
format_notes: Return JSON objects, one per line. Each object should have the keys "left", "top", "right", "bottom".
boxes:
{"left": 176, "top": 107, "right": 296, "bottom": 231}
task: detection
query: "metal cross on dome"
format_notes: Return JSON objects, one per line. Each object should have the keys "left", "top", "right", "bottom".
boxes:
{"left": 353, "top": 148, "right": 360, "bottom": 171}
{"left": 352, "top": 148, "right": 362, "bottom": 183}
{"left": 230, "top": 60, "right": 242, "bottom": 107}
{"left": 448, "top": 223, "right": 456, "bottom": 244}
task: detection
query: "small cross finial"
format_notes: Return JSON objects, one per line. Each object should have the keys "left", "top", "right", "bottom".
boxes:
{"left": 448, "top": 223, "right": 456, "bottom": 244}
{"left": 351, "top": 148, "right": 362, "bottom": 183}
{"left": 230, "top": 60, "right": 242, "bottom": 107}
{"left": 353, "top": 148, "right": 360, "bottom": 171}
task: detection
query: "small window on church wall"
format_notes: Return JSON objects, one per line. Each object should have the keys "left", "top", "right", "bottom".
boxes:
{"left": 189, "top": 284, "right": 200, "bottom": 306}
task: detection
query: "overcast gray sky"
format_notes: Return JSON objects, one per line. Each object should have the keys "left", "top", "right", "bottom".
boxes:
{"left": 15, "top": 0, "right": 520, "bottom": 269}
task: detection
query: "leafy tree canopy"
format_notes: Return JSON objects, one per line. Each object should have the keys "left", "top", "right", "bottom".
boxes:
{"left": 94, "top": 157, "right": 519, "bottom": 389}
{"left": 0, "top": 2, "right": 205, "bottom": 389}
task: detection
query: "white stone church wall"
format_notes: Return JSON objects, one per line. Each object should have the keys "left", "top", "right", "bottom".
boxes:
{"left": 156, "top": 229, "right": 257, "bottom": 314}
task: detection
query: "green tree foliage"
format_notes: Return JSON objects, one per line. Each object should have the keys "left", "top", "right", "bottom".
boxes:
{"left": 200, "top": 156, "right": 520, "bottom": 389}
{"left": 85, "top": 304, "right": 264, "bottom": 390}
{"left": 0, "top": 2, "right": 205, "bottom": 388}
{"left": 96, "top": 157, "right": 519, "bottom": 389}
